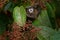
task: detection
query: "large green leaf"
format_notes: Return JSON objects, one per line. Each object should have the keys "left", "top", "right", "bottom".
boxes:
{"left": 32, "top": 10, "right": 52, "bottom": 27}
{"left": 45, "top": 2, "right": 57, "bottom": 29}
{"left": 13, "top": 6, "right": 26, "bottom": 26}
{"left": 49, "top": 29, "right": 60, "bottom": 40}
{"left": 37, "top": 26, "right": 56, "bottom": 40}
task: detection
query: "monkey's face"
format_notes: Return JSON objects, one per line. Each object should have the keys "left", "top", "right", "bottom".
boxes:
{"left": 26, "top": 6, "right": 39, "bottom": 19}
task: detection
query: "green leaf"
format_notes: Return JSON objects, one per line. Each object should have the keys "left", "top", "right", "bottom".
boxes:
{"left": 4, "top": 2, "right": 12, "bottom": 11}
{"left": 37, "top": 32, "right": 47, "bottom": 40}
{"left": 32, "top": 10, "right": 52, "bottom": 27}
{"left": 13, "top": 6, "right": 26, "bottom": 26}
{"left": 50, "top": 30, "right": 60, "bottom": 40}
{"left": 37, "top": 26, "right": 56, "bottom": 40}
{"left": 45, "top": 2, "right": 57, "bottom": 29}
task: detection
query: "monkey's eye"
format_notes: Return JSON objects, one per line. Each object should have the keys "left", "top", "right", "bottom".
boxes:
{"left": 28, "top": 8, "right": 34, "bottom": 13}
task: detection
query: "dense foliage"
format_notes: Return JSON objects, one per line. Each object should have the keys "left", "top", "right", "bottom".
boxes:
{"left": 0, "top": 0, "right": 60, "bottom": 40}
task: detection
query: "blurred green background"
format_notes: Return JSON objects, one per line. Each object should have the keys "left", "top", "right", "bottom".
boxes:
{"left": 0, "top": 0, "right": 60, "bottom": 40}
